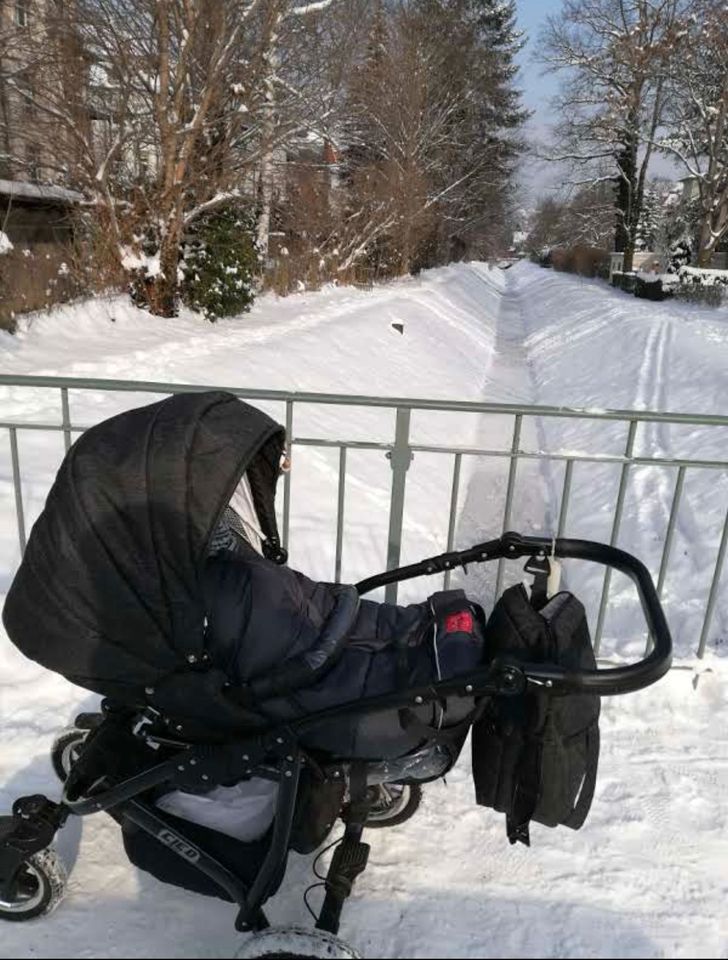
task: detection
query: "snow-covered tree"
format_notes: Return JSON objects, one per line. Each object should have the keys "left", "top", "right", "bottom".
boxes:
{"left": 658, "top": 0, "right": 728, "bottom": 266}
{"left": 636, "top": 184, "right": 662, "bottom": 251}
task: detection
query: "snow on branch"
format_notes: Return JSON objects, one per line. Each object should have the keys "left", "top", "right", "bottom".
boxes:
{"left": 183, "top": 191, "right": 243, "bottom": 226}
{"left": 288, "top": 1, "right": 336, "bottom": 16}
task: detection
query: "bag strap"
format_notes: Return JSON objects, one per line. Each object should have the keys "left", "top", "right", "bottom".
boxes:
{"left": 523, "top": 556, "right": 550, "bottom": 612}
{"left": 563, "top": 723, "right": 600, "bottom": 829}
{"left": 506, "top": 737, "right": 543, "bottom": 846}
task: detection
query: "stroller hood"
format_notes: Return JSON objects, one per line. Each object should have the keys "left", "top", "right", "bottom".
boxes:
{"left": 2, "top": 391, "right": 286, "bottom": 698}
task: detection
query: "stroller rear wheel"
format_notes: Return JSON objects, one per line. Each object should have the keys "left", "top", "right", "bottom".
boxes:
{"left": 0, "top": 848, "right": 67, "bottom": 922}
{"left": 235, "top": 927, "right": 360, "bottom": 959}
{"left": 365, "top": 783, "right": 422, "bottom": 828}
{"left": 50, "top": 728, "right": 88, "bottom": 782}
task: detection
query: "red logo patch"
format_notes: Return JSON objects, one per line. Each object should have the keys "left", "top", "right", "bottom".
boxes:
{"left": 445, "top": 611, "right": 473, "bottom": 634}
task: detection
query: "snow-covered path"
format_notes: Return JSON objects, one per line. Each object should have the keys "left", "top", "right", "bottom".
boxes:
{"left": 1, "top": 263, "right": 727, "bottom": 959}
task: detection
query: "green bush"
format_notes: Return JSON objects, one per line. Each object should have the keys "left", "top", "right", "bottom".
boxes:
{"left": 634, "top": 276, "right": 670, "bottom": 301}
{"left": 181, "top": 205, "right": 259, "bottom": 321}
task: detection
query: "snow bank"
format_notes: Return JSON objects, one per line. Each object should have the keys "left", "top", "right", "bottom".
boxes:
{"left": 1, "top": 262, "right": 726, "bottom": 959}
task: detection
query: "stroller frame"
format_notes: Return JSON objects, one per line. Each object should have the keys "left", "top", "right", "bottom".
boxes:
{"left": 0, "top": 532, "right": 672, "bottom": 939}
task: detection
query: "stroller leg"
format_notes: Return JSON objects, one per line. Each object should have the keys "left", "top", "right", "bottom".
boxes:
{"left": 316, "top": 765, "right": 371, "bottom": 936}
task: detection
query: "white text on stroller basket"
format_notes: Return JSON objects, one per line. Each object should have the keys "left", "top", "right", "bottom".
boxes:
{"left": 158, "top": 829, "right": 201, "bottom": 863}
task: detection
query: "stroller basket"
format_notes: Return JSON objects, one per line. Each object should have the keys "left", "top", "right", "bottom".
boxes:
{"left": 0, "top": 531, "right": 672, "bottom": 950}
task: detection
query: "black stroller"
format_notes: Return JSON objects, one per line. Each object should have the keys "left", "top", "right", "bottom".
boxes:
{"left": 0, "top": 392, "right": 672, "bottom": 959}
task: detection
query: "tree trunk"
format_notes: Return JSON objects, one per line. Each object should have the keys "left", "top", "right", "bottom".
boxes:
{"left": 400, "top": 222, "right": 413, "bottom": 275}
{"left": 615, "top": 137, "right": 638, "bottom": 273}
{"left": 255, "top": 12, "right": 282, "bottom": 262}
{"left": 697, "top": 202, "right": 728, "bottom": 268}
{"left": 697, "top": 239, "right": 718, "bottom": 268}
{"left": 147, "top": 208, "right": 183, "bottom": 317}
{"left": 256, "top": 134, "right": 275, "bottom": 261}
{"left": 0, "top": 63, "right": 14, "bottom": 178}
{"left": 697, "top": 216, "right": 715, "bottom": 267}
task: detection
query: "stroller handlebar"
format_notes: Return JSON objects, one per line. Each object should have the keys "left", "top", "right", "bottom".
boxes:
{"left": 356, "top": 532, "right": 673, "bottom": 697}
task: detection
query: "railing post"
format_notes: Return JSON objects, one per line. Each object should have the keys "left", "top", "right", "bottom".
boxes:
{"left": 444, "top": 453, "right": 463, "bottom": 590}
{"left": 495, "top": 414, "right": 523, "bottom": 599}
{"left": 61, "top": 387, "right": 72, "bottom": 453}
{"left": 595, "top": 419, "right": 638, "bottom": 654}
{"left": 385, "top": 408, "right": 413, "bottom": 603}
{"left": 657, "top": 466, "right": 686, "bottom": 600}
{"left": 282, "top": 400, "right": 293, "bottom": 551}
{"left": 9, "top": 427, "right": 27, "bottom": 555}
{"left": 334, "top": 446, "right": 347, "bottom": 584}
{"left": 697, "top": 504, "right": 728, "bottom": 659}
{"left": 557, "top": 459, "right": 574, "bottom": 538}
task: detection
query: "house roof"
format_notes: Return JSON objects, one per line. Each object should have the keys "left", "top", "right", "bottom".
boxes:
{"left": 0, "top": 179, "right": 84, "bottom": 206}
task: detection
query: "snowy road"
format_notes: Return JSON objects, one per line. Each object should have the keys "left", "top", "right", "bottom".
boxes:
{"left": 1, "top": 263, "right": 727, "bottom": 958}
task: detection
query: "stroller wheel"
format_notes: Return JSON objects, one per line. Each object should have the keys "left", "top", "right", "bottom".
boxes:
{"left": 365, "top": 783, "right": 422, "bottom": 828}
{"left": 50, "top": 728, "right": 88, "bottom": 782}
{"left": 0, "top": 847, "right": 67, "bottom": 922}
{"left": 235, "top": 927, "right": 360, "bottom": 959}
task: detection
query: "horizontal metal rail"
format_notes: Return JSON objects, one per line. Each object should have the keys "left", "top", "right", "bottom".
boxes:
{"left": 2, "top": 372, "right": 728, "bottom": 426}
{"left": 2, "top": 374, "right": 728, "bottom": 660}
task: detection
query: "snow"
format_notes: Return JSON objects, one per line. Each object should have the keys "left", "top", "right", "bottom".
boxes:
{"left": 1, "top": 262, "right": 727, "bottom": 958}
{"left": 679, "top": 266, "right": 728, "bottom": 286}
{"left": 120, "top": 247, "right": 161, "bottom": 277}
{"left": 636, "top": 271, "right": 679, "bottom": 286}
{"left": 289, "top": 1, "right": 336, "bottom": 17}
{"left": 0, "top": 179, "right": 84, "bottom": 205}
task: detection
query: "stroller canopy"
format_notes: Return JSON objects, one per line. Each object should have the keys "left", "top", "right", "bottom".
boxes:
{"left": 3, "top": 392, "right": 286, "bottom": 697}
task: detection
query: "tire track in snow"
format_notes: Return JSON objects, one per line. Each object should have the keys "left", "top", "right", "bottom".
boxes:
{"left": 633, "top": 319, "right": 700, "bottom": 575}
{"left": 450, "top": 264, "right": 558, "bottom": 607}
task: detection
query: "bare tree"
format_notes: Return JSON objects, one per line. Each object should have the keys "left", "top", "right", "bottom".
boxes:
{"left": 527, "top": 181, "right": 615, "bottom": 256}
{"left": 538, "top": 0, "right": 685, "bottom": 272}
{"left": 332, "top": 0, "right": 527, "bottom": 276}
{"left": 1, "top": 0, "right": 527, "bottom": 314}
{"left": 0, "top": 1, "right": 341, "bottom": 314}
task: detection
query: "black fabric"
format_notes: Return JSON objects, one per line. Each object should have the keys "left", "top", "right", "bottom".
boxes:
{"left": 3, "top": 388, "right": 485, "bottom": 757}
{"left": 472, "top": 585, "right": 601, "bottom": 845}
{"left": 289, "top": 768, "right": 346, "bottom": 854}
{"left": 2, "top": 392, "right": 285, "bottom": 702}
{"left": 203, "top": 563, "right": 487, "bottom": 759}
{"left": 121, "top": 809, "right": 274, "bottom": 903}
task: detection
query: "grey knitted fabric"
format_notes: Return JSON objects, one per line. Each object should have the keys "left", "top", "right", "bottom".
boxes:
{"left": 208, "top": 506, "right": 250, "bottom": 556}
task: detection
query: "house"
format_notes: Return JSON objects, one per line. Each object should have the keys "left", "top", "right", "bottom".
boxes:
{"left": 0, "top": 177, "right": 82, "bottom": 244}
{"left": 679, "top": 175, "right": 701, "bottom": 203}
{"left": 0, "top": 0, "right": 87, "bottom": 243}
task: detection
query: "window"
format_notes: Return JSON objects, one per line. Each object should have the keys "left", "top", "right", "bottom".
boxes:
{"left": 14, "top": 2, "right": 30, "bottom": 28}
{"left": 16, "top": 73, "right": 35, "bottom": 117}
{"left": 26, "top": 143, "right": 41, "bottom": 181}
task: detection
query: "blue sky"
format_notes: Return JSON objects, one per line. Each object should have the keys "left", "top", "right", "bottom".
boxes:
{"left": 513, "top": 0, "right": 566, "bottom": 199}
{"left": 515, "top": 0, "right": 562, "bottom": 124}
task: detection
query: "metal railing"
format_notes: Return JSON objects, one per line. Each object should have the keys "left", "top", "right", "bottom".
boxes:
{"left": 2, "top": 373, "right": 728, "bottom": 659}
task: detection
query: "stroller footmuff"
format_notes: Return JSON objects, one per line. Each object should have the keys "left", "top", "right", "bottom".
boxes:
{"left": 0, "top": 391, "right": 673, "bottom": 948}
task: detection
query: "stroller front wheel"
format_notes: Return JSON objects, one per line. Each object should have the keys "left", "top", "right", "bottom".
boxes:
{"left": 50, "top": 728, "right": 88, "bottom": 782}
{"left": 365, "top": 783, "right": 422, "bottom": 828}
{"left": 0, "top": 847, "right": 67, "bottom": 922}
